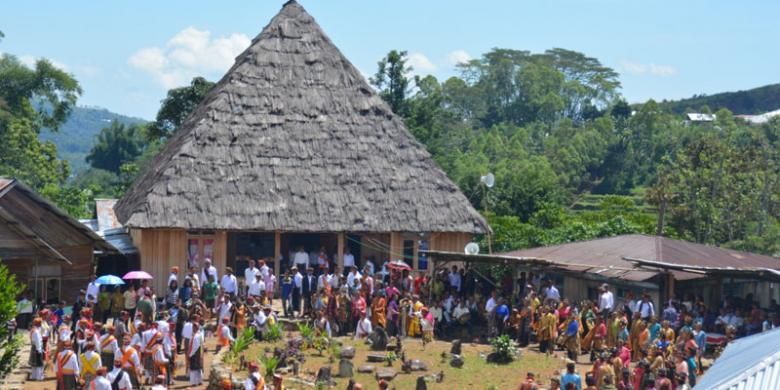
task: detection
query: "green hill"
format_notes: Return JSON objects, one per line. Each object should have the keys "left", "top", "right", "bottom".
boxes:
{"left": 39, "top": 106, "right": 146, "bottom": 174}
{"left": 657, "top": 83, "right": 780, "bottom": 115}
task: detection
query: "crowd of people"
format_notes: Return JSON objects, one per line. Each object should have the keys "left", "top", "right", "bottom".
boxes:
{"left": 16, "top": 248, "right": 780, "bottom": 390}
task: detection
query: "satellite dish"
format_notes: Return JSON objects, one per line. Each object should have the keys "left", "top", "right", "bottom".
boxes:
{"left": 480, "top": 173, "right": 495, "bottom": 188}
{"left": 464, "top": 242, "right": 480, "bottom": 255}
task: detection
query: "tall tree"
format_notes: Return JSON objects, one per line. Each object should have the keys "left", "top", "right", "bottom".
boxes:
{"left": 146, "top": 76, "right": 214, "bottom": 141}
{"left": 370, "top": 50, "right": 412, "bottom": 116}
{"left": 86, "top": 120, "right": 145, "bottom": 173}
{"left": 0, "top": 54, "right": 81, "bottom": 190}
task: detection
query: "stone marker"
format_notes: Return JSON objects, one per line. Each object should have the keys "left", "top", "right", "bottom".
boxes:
{"left": 450, "top": 339, "right": 462, "bottom": 355}
{"left": 450, "top": 354, "right": 464, "bottom": 368}
{"left": 340, "top": 346, "right": 356, "bottom": 359}
{"left": 367, "top": 353, "right": 388, "bottom": 363}
{"left": 316, "top": 366, "right": 335, "bottom": 386}
{"left": 357, "top": 365, "right": 376, "bottom": 374}
{"left": 416, "top": 375, "right": 428, "bottom": 390}
{"left": 338, "top": 359, "right": 354, "bottom": 378}
{"left": 368, "top": 326, "right": 389, "bottom": 351}
{"left": 375, "top": 368, "right": 397, "bottom": 381}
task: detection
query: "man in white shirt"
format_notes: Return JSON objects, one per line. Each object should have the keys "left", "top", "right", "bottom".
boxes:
{"left": 244, "top": 260, "right": 259, "bottom": 294}
{"left": 293, "top": 247, "right": 309, "bottom": 270}
{"left": 259, "top": 259, "right": 270, "bottom": 279}
{"left": 317, "top": 271, "right": 331, "bottom": 293}
{"left": 364, "top": 258, "right": 375, "bottom": 276}
{"left": 201, "top": 259, "right": 218, "bottom": 288}
{"left": 448, "top": 266, "right": 461, "bottom": 293}
{"left": 108, "top": 360, "right": 133, "bottom": 390}
{"left": 248, "top": 273, "right": 266, "bottom": 298}
{"left": 354, "top": 313, "right": 372, "bottom": 339}
{"left": 292, "top": 267, "right": 303, "bottom": 316}
{"left": 221, "top": 267, "right": 238, "bottom": 296}
{"left": 329, "top": 267, "right": 341, "bottom": 290}
{"left": 243, "top": 363, "right": 264, "bottom": 390}
{"left": 86, "top": 274, "right": 101, "bottom": 304}
{"left": 91, "top": 367, "right": 112, "bottom": 390}
{"left": 347, "top": 267, "right": 362, "bottom": 291}
{"left": 599, "top": 283, "right": 614, "bottom": 316}
{"left": 168, "top": 267, "right": 179, "bottom": 285}
{"left": 343, "top": 248, "right": 355, "bottom": 276}
{"left": 485, "top": 290, "right": 497, "bottom": 314}
{"left": 453, "top": 301, "right": 469, "bottom": 322}
{"left": 637, "top": 294, "right": 655, "bottom": 321}
{"left": 545, "top": 280, "right": 561, "bottom": 304}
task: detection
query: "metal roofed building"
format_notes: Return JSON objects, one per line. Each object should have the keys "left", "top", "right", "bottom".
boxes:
{"left": 695, "top": 326, "right": 780, "bottom": 390}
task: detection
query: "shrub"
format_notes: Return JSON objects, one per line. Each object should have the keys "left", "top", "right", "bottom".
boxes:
{"left": 297, "top": 322, "right": 314, "bottom": 349}
{"left": 489, "top": 335, "right": 516, "bottom": 363}
{"left": 265, "top": 321, "right": 282, "bottom": 342}
{"left": 259, "top": 355, "right": 279, "bottom": 378}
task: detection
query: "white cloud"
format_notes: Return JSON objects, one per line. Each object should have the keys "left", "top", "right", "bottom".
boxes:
{"left": 17, "top": 55, "right": 68, "bottom": 71}
{"left": 128, "top": 27, "right": 250, "bottom": 89}
{"left": 407, "top": 52, "right": 437, "bottom": 76}
{"left": 621, "top": 60, "right": 677, "bottom": 77}
{"left": 447, "top": 49, "right": 472, "bottom": 66}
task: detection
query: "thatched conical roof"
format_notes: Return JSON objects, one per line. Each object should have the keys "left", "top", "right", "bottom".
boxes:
{"left": 114, "top": 0, "right": 488, "bottom": 234}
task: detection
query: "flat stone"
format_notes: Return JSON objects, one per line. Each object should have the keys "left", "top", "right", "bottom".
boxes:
{"left": 375, "top": 368, "right": 397, "bottom": 381}
{"left": 340, "top": 346, "right": 356, "bottom": 359}
{"left": 357, "top": 365, "right": 376, "bottom": 374}
{"left": 410, "top": 359, "right": 428, "bottom": 371}
{"left": 367, "top": 353, "right": 388, "bottom": 363}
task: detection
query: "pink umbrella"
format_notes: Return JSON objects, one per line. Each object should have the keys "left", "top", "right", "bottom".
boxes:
{"left": 123, "top": 270, "right": 153, "bottom": 280}
{"left": 386, "top": 260, "right": 412, "bottom": 271}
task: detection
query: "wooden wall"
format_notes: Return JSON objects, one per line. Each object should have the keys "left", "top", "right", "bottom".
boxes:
{"left": 131, "top": 229, "right": 227, "bottom": 293}
{"left": 1, "top": 244, "right": 92, "bottom": 304}
{"left": 429, "top": 232, "right": 472, "bottom": 253}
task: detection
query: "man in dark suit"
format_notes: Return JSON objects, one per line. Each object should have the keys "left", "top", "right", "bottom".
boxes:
{"left": 301, "top": 267, "right": 317, "bottom": 317}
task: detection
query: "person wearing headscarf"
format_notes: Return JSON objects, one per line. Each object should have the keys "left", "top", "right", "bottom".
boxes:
{"left": 371, "top": 290, "right": 387, "bottom": 329}
{"left": 107, "top": 359, "right": 133, "bottom": 390}
{"left": 28, "top": 317, "right": 45, "bottom": 381}
{"left": 117, "top": 336, "right": 141, "bottom": 389}
{"left": 90, "top": 367, "right": 111, "bottom": 390}
{"left": 98, "top": 325, "right": 118, "bottom": 369}
{"left": 55, "top": 340, "right": 79, "bottom": 390}
{"left": 79, "top": 341, "right": 102, "bottom": 387}
{"left": 188, "top": 322, "right": 205, "bottom": 385}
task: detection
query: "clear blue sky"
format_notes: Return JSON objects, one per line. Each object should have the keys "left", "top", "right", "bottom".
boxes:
{"left": 2, "top": 0, "right": 778, "bottom": 119}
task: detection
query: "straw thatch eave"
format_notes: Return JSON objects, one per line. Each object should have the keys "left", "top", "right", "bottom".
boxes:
{"left": 114, "top": 0, "right": 488, "bottom": 234}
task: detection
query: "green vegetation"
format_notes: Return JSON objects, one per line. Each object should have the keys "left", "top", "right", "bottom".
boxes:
{"left": 489, "top": 334, "right": 516, "bottom": 364}
{"left": 657, "top": 83, "right": 780, "bottom": 115}
{"left": 373, "top": 48, "right": 780, "bottom": 256}
{"left": 0, "top": 263, "right": 26, "bottom": 377}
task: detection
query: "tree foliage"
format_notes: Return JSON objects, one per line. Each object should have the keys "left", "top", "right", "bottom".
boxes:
{"left": 370, "top": 50, "right": 412, "bottom": 116}
{"left": 146, "top": 76, "right": 215, "bottom": 141}
{"left": 0, "top": 263, "right": 25, "bottom": 378}
{"left": 86, "top": 120, "right": 145, "bottom": 173}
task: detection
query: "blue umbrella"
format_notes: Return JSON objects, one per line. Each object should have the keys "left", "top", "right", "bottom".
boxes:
{"left": 95, "top": 274, "right": 125, "bottom": 285}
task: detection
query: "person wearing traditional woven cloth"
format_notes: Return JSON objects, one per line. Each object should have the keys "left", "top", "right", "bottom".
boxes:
{"left": 56, "top": 340, "right": 79, "bottom": 390}
{"left": 188, "top": 322, "right": 205, "bottom": 385}
{"left": 28, "top": 317, "right": 45, "bottom": 381}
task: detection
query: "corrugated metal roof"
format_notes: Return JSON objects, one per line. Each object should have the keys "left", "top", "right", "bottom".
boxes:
{"left": 695, "top": 327, "right": 780, "bottom": 390}
{"left": 502, "top": 235, "right": 780, "bottom": 281}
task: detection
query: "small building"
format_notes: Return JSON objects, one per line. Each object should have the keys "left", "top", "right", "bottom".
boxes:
{"left": 686, "top": 112, "right": 717, "bottom": 123}
{"left": 0, "top": 178, "right": 116, "bottom": 304}
{"left": 695, "top": 326, "right": 780, "bottom": 390}
{"left": 427, "top": 234, "right": 780, "bottom": 309}
{"left": 80, "top": 199, "right": 139, "bottom": 278}
{"left": 114, "top": 1, "right": 488, "bottom": 293}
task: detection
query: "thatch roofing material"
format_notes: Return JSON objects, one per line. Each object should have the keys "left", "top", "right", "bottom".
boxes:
{"left": 115, "top": 1, "right": 487, "bottom": 234}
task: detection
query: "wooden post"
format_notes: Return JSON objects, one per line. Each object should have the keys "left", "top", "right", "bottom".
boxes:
{"left": 390, "top": 232, "right": 402, "bottom": 262}
{"left": 337, "top": 232, "right": 345, "bottom": 272}
{"left": 666, "top": 272, "right": 675, "bottom": 303}
{"left": 413, "top": 238, "right": 420, "bottom": 272}
{"left": 274, "top": 231, "right": 281, "bottom": 295}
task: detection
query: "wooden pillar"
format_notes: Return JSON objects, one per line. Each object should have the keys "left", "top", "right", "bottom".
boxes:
{"left": 337, "top": 232, "right": 345, "bottom": 271}
{"left": 390, "top": 232, "right": 402, "bottom": 263}
{"left": 274, "top": 231, "right": 281, "bottom": 294}
{"left": 666, "top": 272, "right": 675, "bottom": 303}
{"left": 413, "top": 238, "right": 420, "bottom": 271}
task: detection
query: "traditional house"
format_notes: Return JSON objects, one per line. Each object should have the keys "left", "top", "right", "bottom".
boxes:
{"left": 114, "top": 1, "right": 488, "bottom": 293}
{"left": 427, "top": 234, "right": 780, "bottom": 308}
{"left": 0, "top": 178, "right": 116, "bottom": 303}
